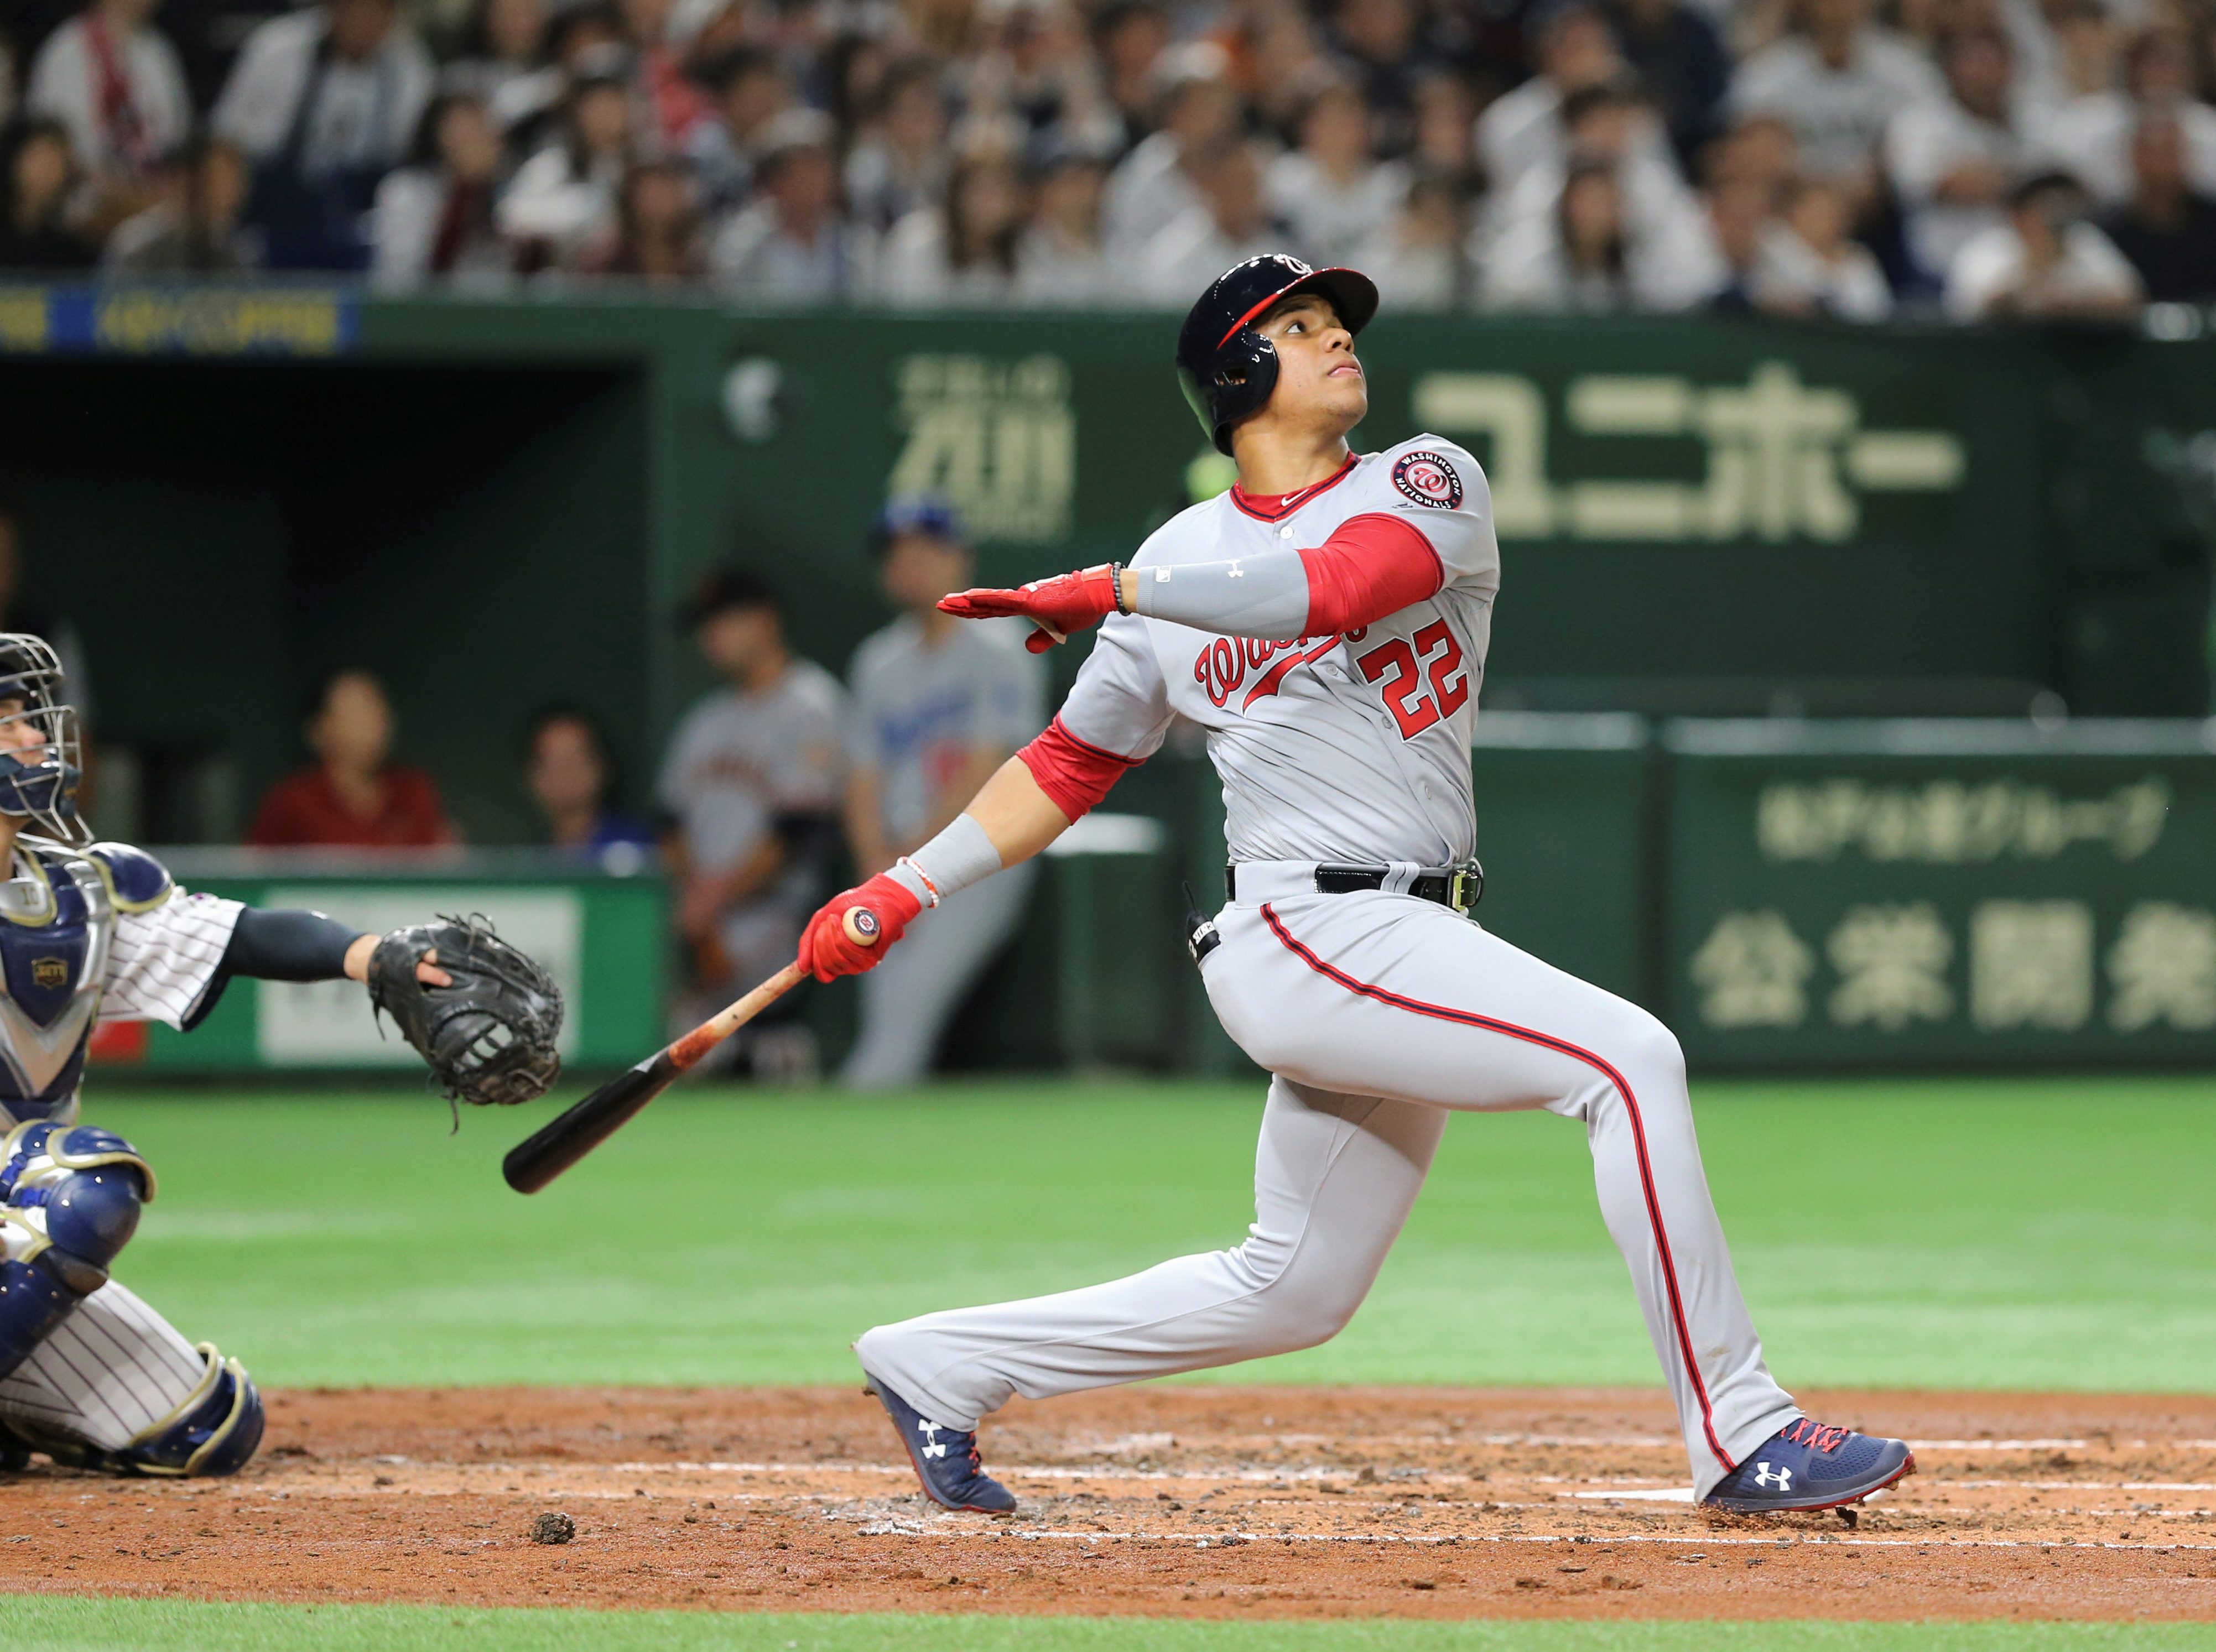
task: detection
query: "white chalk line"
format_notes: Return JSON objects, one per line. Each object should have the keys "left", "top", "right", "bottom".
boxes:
{"left": 586, "top": 1455, "right": 2216, "bottom": 1482}
{"left": 1933, "top": 1480, "right": 2216, "bottom": 1493}
{"left": 852, "top": 1526, "right": 2216, "bottom": 1555}
{"left": 596, "top": 1462, "right": 1348, "bottom": 1482}
{"left": 1137, "top": 1434, "right": 2216, "bottom": 1452}
{"left": 318, "top": 1461, "right": 2216, "bottom": 1508}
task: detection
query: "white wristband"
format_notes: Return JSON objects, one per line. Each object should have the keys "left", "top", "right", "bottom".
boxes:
{"left": 885, "top": 859, "right": 934, "bottom": 907}
{"left": 894, "top": 813, "right": 1005, "bottom": 907}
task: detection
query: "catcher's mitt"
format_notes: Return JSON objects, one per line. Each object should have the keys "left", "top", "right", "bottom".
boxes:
{"left": 368, "top": 915, "right": 563, "bottom": 1109}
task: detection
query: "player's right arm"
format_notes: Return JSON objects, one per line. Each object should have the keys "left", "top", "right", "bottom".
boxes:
{"left": 798, "top": 612, "right": 1170, "bottom": 981}
{"left": 940, "top": 442, "right": 1494, "bottom": 649}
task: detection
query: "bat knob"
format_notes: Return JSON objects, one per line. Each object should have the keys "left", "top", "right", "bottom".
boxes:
{"left": 842, "top": 906, "right": 881, "bottom": 947}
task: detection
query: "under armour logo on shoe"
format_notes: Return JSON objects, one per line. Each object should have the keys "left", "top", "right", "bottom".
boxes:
{"left": 1752, "top": 1462, "right": 1792, "bottom": 1491}
{"left": 917, "top": 1420, "right": 949, "bottom": 1460}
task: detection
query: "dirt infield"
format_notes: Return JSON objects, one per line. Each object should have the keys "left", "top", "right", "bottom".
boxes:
{"left": 4, "top": 1386, "right": 2214, "bottom": 1620}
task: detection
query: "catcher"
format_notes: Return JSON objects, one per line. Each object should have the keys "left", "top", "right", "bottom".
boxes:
{"left": 0, "top": 635, "right": 561, "bottom": 1477}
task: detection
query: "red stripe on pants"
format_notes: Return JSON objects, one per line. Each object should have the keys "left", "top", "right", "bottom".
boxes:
{"left": 1260, "top": 903, "right": 1735, "bottom": 1473}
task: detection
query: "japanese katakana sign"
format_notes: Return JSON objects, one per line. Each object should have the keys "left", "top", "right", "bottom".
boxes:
{"left": 1411, "top": 362, "right": 1963, "bottom": 543}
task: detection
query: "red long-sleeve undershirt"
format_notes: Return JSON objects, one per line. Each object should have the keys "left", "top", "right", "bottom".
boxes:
{"left": 1296, "top": 513, "right": 1445, "bottom": 635}
{"left": 1018, "top": 717, "right": 1140, "bottom": 821}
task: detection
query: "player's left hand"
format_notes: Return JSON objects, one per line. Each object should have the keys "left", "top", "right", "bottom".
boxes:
{"left": 344, "top": 934, "right": 451, "bottom": 986}
{"left": 367, "top": 917, "right": 564, "bottom": 1108}
{"left": 939, "top": 564, "right": 1121, "bottom": 654}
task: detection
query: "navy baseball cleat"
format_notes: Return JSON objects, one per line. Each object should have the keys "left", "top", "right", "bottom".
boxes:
{"left": 1704, "top": 1419, "right": 1916, "bottom": 1513}
{"left": 864, "top": 1373, "right": 1017, "bottom": 1514}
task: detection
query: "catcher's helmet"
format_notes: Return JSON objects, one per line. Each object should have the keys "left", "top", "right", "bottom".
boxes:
{"left": 1175, "top": 254, "right": 1379, "bottom": 456}
{"left": 0, "top": 633, "right": 84, "bottom": 842}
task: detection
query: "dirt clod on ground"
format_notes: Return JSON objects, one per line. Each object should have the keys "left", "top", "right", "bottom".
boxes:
{"left": 3, "top": 1385, "right": 2214, "bottom": 1620}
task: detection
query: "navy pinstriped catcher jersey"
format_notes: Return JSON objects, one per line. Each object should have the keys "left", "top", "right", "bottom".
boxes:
{"left": 0, "top": 840, "right": 243, "bottom": 1127}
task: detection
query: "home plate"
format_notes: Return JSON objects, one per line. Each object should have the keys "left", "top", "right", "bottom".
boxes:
{"left": 1574, "top": 1487, "right": 1695, "bottom": 1502}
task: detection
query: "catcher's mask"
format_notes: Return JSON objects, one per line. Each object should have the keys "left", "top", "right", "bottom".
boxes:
{"left": 1175, "top": 254, "right": 1379, "bottom": 457}
{"left": 0, "top": 633, "right": 85, "bottom": 843}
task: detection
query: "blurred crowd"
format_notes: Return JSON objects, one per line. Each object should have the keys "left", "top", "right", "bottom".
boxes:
{"left": 1, "top": 0, "right": 2214, "bottom": 316}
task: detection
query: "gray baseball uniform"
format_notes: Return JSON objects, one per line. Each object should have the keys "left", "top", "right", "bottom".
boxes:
{"left": 842, "top": 618, "right": 1045, "bottom": 1088}
{"left": 855, "top": 437, "right": 1799, "bottom": 1495}
{"left": 658, "top": 661, "right": 847, "bottom": 994}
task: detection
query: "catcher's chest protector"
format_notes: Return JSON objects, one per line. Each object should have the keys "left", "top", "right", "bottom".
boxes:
{"left": 0, "top": 845, "right": 115, "bottom": 1125}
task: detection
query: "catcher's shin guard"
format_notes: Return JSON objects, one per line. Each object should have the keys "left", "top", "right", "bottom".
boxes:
{"left": 0, "top": 1123, "right": 152, "bottom": 1379}
{"left": 4, "top": 1342, "right": 265, "bottom": 1477}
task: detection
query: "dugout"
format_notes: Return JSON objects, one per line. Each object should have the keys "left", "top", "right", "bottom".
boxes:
{"left": 2, "top": 350, "right": 646, "bottom": 844}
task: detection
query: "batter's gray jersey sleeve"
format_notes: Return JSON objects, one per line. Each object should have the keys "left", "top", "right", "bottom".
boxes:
{"left": 1055, "top": 611, "right": 1175, "bottom": 762}
{"left": 100, "top": 889, "right": 247, "bottom": 1029}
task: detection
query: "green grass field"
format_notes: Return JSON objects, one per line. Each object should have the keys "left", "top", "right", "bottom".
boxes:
{"left": 87, "top": 1073, "right": 2216, "bottom": 1393}
{"left": 13, "top": 1598, "right": 2216, "bottom": 1652}
{"left": 20, "top": 1072, "right": 2216, "bottom": 1648}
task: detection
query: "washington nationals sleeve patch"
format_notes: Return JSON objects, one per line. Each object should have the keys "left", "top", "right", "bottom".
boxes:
{"left": 1392, "top": 451, "right": 1463, "bottom": 510}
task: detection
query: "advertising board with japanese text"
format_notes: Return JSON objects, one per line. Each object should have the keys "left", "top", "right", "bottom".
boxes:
{"left": 1666, "top": 720, "right": 2216, "bottom": 1067}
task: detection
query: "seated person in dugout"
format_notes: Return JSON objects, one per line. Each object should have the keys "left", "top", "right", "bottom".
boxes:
{"left": 522, "top": 702, "right": 654, "bottom": 859}
{"left": 247, "top": 667, "right": 456, "bottom": 848}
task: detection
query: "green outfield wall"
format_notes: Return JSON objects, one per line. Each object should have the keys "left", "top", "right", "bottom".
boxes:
{"left": 86, "top": 717, "right": 2216, "bottom": 1080}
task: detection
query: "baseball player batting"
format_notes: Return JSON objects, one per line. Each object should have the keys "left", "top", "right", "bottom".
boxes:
{"left": 0, "top": 635, "right": 560, "bottom": 1477}
{"left": 797, "top": 255, "right": 1915, "bottom": 1518}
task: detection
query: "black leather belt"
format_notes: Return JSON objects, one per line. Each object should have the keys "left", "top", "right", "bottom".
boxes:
{"left": 1225, "top": 861, "right": 1484, "bottom": 913}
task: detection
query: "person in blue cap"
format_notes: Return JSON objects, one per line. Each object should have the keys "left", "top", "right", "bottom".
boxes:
{"left": 839, "top": 496, "right": 1045, "bottom": 1088}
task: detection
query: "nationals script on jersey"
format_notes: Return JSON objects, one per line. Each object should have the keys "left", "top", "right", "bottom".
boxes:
{"left": 1060, "top": 435, "right": 1498, "bottom": 867}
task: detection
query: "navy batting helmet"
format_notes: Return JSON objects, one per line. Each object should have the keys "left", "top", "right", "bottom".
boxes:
{"left": 1175, "top": 254, "right": 1379, "bottom": 456}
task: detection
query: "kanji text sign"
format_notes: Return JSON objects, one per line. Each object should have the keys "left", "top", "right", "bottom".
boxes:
{"left": 1664, "top": 721, "right": 2216, "bottom": 1066}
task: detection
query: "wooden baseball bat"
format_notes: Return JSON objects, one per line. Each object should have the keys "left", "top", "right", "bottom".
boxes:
{"left": 502, "top": 906, "right": 880, "bottom": 1194}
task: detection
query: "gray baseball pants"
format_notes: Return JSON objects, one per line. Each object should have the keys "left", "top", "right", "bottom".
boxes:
{"left": 855, "top": 875, "right": 1799, "bottom": 1495}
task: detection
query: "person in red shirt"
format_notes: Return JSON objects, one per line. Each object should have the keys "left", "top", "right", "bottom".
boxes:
{"left": 247, "top": 669, "right": 456, "bottom": 848}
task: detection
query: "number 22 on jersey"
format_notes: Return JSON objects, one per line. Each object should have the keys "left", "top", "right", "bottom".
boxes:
{"left": 1353, "top": 619, "right": 1469, "bottom": 740}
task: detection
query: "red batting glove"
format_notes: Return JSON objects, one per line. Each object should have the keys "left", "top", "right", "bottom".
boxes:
{"left": 938, "top": 563, "right": 1122, "bottom": 654}
{"left": 798, "top": 873, "right": 923, "bottom": 982}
